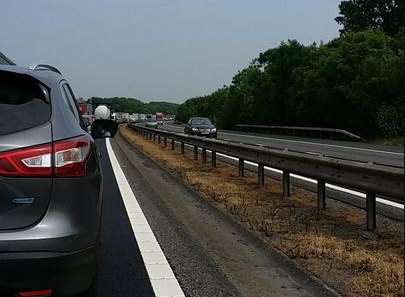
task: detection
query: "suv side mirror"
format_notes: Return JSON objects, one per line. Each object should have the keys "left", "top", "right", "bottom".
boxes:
{"left": 91, "top": 119, "right": 118, "bottom": 139}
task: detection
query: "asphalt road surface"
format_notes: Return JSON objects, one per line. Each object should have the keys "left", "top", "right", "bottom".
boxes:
{"left": 94, "top": 136, "right": 338, "bottom": 297}
{"left": 160, "top": 124, "right": 404, "bottom": 168}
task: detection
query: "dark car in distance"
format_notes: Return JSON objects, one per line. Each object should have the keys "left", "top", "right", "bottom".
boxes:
{"left": 184, "top": 117, "right": 217, "bottom": 138}
{"left": 0, "top": 64, "right": 106, "bottom": 297}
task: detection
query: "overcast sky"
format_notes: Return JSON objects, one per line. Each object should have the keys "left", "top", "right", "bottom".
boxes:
{"left": 1, "top": 0, "right": 341, "bottom": 102}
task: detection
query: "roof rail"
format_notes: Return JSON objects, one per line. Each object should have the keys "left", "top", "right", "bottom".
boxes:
{"left": 0, "top": 51, "right": 15, "bottom": 65}
{"left": 29, "top": 64, "right": 62, "bottom": 75}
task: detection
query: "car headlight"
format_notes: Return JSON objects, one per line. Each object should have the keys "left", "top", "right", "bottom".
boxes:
{"left": 211, "top": 128, "right": 217, "bottom": 132}
{"left": 192, "top": 128, "right": 199, "bottom": 132}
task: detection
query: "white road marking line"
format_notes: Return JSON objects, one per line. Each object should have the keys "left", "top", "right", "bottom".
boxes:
{"left": 304, "top": 151, "right": 320, "bottom": 155}
{"left": 106, "top": 138, "right": 185, "bottom": 297}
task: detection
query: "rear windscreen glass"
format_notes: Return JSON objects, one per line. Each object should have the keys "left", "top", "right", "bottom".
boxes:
{"left": 0, "top": 72, "right": 51, "bottom": 136}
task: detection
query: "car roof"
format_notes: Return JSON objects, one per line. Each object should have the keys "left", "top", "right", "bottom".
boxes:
{"left": 0, "top": 51, "right": 15, "bottom": 65}
{"left": 0, "top": 64, "right": 63, "bottom": 86}
{"left": 191, "top": 117, "right": 210, "bottom": 120}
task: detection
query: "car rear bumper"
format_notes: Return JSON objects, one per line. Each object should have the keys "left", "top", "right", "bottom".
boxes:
{"left": 193, "top": 132, "right": 217, "bottom": 138}
{"left": 0, "top": 246, "right": 96, "bottom": 296}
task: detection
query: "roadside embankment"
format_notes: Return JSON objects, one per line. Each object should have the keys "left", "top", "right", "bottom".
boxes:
{"left": 120, "top": 126, "right": 404, "bottom": 297}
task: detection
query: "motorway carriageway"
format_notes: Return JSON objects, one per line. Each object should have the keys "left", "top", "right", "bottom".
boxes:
{"left": 161, "top": 124, "right": 404, "bottom": 168}
{"left": 160, "top": 124, "right": 404, "bottom": 211}
{"left": 96, "top": 136, "right": 337, "bottom": 297}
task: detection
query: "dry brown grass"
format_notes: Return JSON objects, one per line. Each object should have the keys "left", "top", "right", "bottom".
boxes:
{"left": 120, "top": 126, "right": 404, "bottom": 297}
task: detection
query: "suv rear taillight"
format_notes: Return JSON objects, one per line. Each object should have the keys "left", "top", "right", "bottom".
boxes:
{"left": 53, "top": 135, "right": 91, "bottom": 177}
{"left": 0, "top": 143, "right": 52, "bottom": 177}
{"left": 0, "top": 135, "right": 91, "bottom": 177}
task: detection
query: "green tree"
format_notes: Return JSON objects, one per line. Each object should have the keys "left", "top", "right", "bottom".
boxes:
{"left": 291, "top": 30, "right": 403, "bottom": 137}
{"left": 176, "top": 30, "right": 403, "bottom": 139}
{"left": 257, "top": 40, "right": 316, "bottom": 125}
{"left": 335, "top": 0, "right": 405, "bottom": 36}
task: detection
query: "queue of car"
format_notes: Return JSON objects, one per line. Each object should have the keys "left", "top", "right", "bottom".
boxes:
{"left": 0, "top": 61, "right": 216, "bottom": 297}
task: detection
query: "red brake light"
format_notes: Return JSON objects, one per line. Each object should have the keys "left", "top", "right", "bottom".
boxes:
{"left": 0, "top": 143, "right": 52, "bottom": 177}
{"left": 0, "top": 135, "right": 92, "bottom": 178}
{"left": 18, "top": 289, "right": 53, "bottom": 297}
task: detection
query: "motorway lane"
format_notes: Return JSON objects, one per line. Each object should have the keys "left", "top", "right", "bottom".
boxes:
{"left": 96, "top": 139, "right": 155, "bottom": 297}
{"left": 102, "top": 134, "right": 339, "bottom": 297}
{"left": 160, "top": 124, "right": 404, "bottom": 168}
{"left": 95, "top": 138, "right": 241, "bottom": 297}
{"left": 92, "top": 136, "right": 339, "bottom": 297}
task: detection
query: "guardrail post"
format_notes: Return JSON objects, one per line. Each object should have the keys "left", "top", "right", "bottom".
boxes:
{"left": 211, "top": 151, "right": 216, "bottom": 167}
{"left": 158, "top": 135, "right": 161, "bottom": 144}
{"left": 193, "top": 146, "right": 198, "bottom": 160}
{"left": 238, "top": 158, "right": 244, "bottom": 177}
{"left": 202, "top": 148, "right": 207, "bottom": 164}
{"left": 181, "top": 142, "right": 185, "bottom": 154}
{"left": 164, "top": 137, "right": 167, "bottom": 147}
{"left": 171, "top": 139, "right": 175, "bottom": 150}
{"left": 366, "top": 192, "right": 376, "bottom": 231}
{"left": 282, "top": 170, "right": 290, "bottom": 198}
{"left": 317, "top": 179, "right": 326, "bottom": 210}
{"left": 258, "top": 163, "right": 264, "bottom": 186}
{"left": 153, "top": 133, "right": 156, "bottom": 142}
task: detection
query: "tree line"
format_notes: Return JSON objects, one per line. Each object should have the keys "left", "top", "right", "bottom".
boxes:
{"left": 89, "top": 97, "right": 178, "bottom": 115}
{"left": 176, "top": 0, "right": 404, "bottom": 139}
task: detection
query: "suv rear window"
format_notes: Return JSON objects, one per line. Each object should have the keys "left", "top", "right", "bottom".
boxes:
{"left": 0, "top": 72, "right": 51, "bottom": 136}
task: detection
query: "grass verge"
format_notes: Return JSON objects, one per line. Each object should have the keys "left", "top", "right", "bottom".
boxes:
{"left": 120, "top": 126, "right": 404, "bottom": 297}
{"left": 370, "top": 137, "right": 404, "bottom": 147}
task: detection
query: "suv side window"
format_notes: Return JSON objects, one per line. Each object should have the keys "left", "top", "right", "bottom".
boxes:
{"left": 61, "top": 83, "right": 78, "bottom": 118}
{"left": 60, "top": 82, "right": 86, "bottom": 129}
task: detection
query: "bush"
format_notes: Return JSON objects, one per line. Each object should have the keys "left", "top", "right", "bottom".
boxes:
{"left": 376, "top": 104, "right": 403, "bottom": 138}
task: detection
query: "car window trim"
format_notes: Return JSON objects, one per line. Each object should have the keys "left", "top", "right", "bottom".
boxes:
{"left": 65, "top": 83, "right": 87, "bottom": 129}
{"left": 59, "top": 81, "right": 77, "bottom": 119}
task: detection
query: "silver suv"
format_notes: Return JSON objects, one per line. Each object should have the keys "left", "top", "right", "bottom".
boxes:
{"left": 0, "top": 64, "right": 110, "bottom": 297}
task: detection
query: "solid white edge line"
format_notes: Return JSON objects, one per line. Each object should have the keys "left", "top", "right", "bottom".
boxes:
{"left": 105, "top": 138, "right": 185, "bottom": 297}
